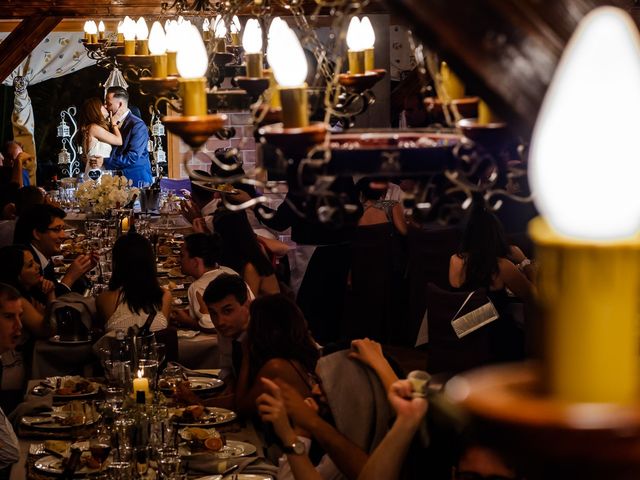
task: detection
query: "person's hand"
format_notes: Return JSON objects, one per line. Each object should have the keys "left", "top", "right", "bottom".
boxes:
{"left": 256, "top": 377, "right": 297, "bottom": 444}
{"left": 40, "top": 279, "right": 56, "bottom": 301}
{"left": 348, "top": 338, "right": 386, "bottom": 370}
{"left": 64, "top": 254, "right": 95, "bottom": 284}
{"left": 388, "top": 380, "right": 428, "bottom": 427}
{"left": 508, "top": 245, "right": 527, "bottom": 264}
{"left": 227, "top": 189, "right": 251, "bottom": 205}
{"left": 277, "top": 379, "right": 319, "bottom": 431}
{"left": 195, "top": 291, "right": 208, "bottom": 315}
{"left": 180, "top": 199, "right": 202, "bottom": 223}
{"left": 170, "top": 308, "right": 190, "bottom": 327}
{"left": 89, "top": 156, "right": 104, "bottom": 169}
{"left": 192, "top": 217, "right": 211, "bottom": 234}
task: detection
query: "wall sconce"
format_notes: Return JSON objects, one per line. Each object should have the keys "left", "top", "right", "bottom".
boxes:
{"left": 235, "top": 18, "right": 269, "bottom": 103}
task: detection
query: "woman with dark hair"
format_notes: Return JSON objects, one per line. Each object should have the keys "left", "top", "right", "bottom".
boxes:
{"left": 77, "top": 97, "right": 122, "bottom": 174}
{"left": 235, "top": 293, "right": 319, "bottom": 414}
{"left": 215, "top": 209, "right": 280, "bottom": 296}
{"left": 0, "top": 245, "right": 51, "bottom": 337}
{"left": 449, "top": 200, "right": 535, "bottom": 361}
{"left": 96, "top": 233, "right": 170, "bottom": 332}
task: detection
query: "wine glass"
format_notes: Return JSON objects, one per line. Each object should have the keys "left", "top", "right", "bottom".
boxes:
{"left": 90, "top": 430, "right": 112, "bottom": 473}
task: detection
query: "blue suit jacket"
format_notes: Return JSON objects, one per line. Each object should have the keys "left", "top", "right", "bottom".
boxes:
{"left": 104, "top": 112, "right": 153, "bottom": 186}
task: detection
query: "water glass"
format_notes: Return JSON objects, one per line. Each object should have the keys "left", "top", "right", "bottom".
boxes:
{"left": 106, "top": 461, "right": 132, "bottom": 480}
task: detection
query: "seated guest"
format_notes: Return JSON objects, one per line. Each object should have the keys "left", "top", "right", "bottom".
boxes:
{"left": 449, "top": 199, "right": 535, "bottom": 361}
{"left": 235, "top": 294, "right": 319, "bottom": 415}
{"left": 452, "top": 443, "right": 521, "bottom": 480}
{"left": 0, "top": 245, "right": 52, "bottom": 337}
{"left": 13, "top": 204, "right": 96, "bottom": 296}
{"left": 170, "top": 232, "right": 241, "bottom": 331}
{"left": 0, "top": 283, "right": 23, "bottom": 473}
{"left": 357, "top": 178, "right": 408, "bottom": 235}
{"left": 215, "top": 208, "right": 280, "bottom": 297}
{"left": 96, "top": 233, "right": 170, "bottom": 333}
{"left": 1, "top": 141, "right": 32, "bottom": 187}
{"left": 0, "top": 186, "right": 46, "bottom": 248}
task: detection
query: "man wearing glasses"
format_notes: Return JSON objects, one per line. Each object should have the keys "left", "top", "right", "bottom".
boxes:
{"left": 13, "top": 204, "right": 96, "bottom": 296}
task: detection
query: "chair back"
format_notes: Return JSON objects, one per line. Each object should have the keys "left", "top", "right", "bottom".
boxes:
{"left": 425, "top": 283, "right": 492, "bottom": 374}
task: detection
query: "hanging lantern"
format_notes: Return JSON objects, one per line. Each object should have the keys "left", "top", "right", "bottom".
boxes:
{"left": 58, "top": 146, "right": 71, "bottom": 164}
{"left": 57, "top": 118, "right": 70, "bottom": 138}
{"left": 154, "top": 144, "right": 167, "bottom": 164}
{"left": 152, "top": 118, "right": 165, "bottom": 137}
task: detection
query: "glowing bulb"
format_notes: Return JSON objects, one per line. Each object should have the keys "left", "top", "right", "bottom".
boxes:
{"left": 135, "top": 17, "right": 149, "bottom": 40}
{"left": 117, "top": 21, "right": 124, "bottom": 34}
{"left": 98, "top": 20, "right": 105, "bottom": 33}
{"left": 177, "top": 16, "right": 184, "bottom": 24}
{"left": 176, "top": 23, "right": 208, "bottom": 78}
{"left": 148, "top": 21, "right": 167, "bottom": 54}
{"left": 165, "top": 20, "right": 179, "bottom": 52}
{"left": 268, "top": 17, "right": 286, "bottom": 39}
{"left": 242, "top": 18, "right": 262, "bottom": 54}
{"left": 86, "top": 20, "right": 98, "bottom": 35}
{"left": 214, "top": 16, "right": 227, "bottom": 38}
{"left": 137, "top": 369, "right": 143, "bottom": 379}
{"left": 83, "top": 21, "right": 90, "bottom": 34}
{"left": 231, "top": 15, "right": 241, "bottom": 34}
{"left": 164, "top": 18, "right": 170, "bottom": 31}
{"left": 530, "top": 6, "right": 640, "bottom": 239}
{"left": 268, "top": 26, "right": 307, "bottom": 87}
{"left": 346, "top": 16, "right": 363, "bottom": 51}
{"left": 122, "top": 17, "right": 136, "bottom": 41}
{"left": 361, "top": 16, "right": 375, "bottom": 49}
{"left": 202, "top": 18, "right": 210, "bottom": 32}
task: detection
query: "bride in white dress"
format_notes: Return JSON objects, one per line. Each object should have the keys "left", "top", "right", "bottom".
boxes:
{"left": 78, "top": 97, "right": 122, "bottom": 175}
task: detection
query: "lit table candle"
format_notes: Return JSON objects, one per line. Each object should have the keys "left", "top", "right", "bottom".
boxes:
{"left": 133, "top": 369, "right": 150, "bottom": 400}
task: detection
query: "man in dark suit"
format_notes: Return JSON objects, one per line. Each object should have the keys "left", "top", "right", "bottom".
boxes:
{"left": 93, "top": 86, "right": 153, "bottom": 186}
{"left": 13, "top": 204, "right": 96, "bottom": 296}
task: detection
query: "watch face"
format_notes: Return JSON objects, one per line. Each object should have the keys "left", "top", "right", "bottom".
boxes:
{"left": 292, "top": 441, "right": 305, "bottom": 455}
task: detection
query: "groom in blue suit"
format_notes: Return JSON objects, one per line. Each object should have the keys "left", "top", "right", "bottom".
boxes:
{"left": 99, "top": 86, "right": 153, "bottom": 186}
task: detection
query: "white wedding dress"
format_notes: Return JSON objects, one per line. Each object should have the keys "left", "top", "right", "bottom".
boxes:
{"left": 85, "top": 139, "right": 112, "bottom": 175}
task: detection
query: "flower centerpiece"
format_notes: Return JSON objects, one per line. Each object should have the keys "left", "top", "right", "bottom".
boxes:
{"left": 76, "top": 175, "right": 139, "bottom": 215}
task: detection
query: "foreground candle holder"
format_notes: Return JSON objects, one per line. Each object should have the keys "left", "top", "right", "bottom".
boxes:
{"left": 116, "top": 54, "right": 153, "bottom": 69}
{"left": 139, "top": 77, "right": 180, "bottom": 97}
{"left": 162, "top": 114, "right": 228, "bottom": 149}
{"left": 235, "top": 77, "right": 270, "bottom": 103}
{"left": 445, "top": 362, "right": 640, "bottom": 480}
{"left": 338, "top": 71, "right": 385, "bottom": 94}
{"left": 259, "top": 122, "right": 326, "bottom": 158}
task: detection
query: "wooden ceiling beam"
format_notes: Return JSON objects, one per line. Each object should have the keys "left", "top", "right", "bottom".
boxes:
{"left": 0, "top": 14, "right": 63, "bottom": 83}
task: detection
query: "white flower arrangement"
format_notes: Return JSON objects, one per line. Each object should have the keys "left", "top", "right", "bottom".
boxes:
{"left": 76, "top": 175, "right": 140, "bottom": 214}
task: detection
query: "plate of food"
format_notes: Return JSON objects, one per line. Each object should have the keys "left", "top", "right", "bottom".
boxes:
{"left": 45, "top": 376, "right": 101, "bottom": 400}
{"left": 160, "top": 377, "right": 224, "bottom": 396}
{"left": 21, "top": 402, "right": 100, "bottom": 430}
{"left": 178, "top": 427, "right": 255, "bottom": 459}
{"left": 34, "top": 450, "right": 106, "bottom": 477}
{"left": 170, "top": 405, "right": 237, "bottom": 426}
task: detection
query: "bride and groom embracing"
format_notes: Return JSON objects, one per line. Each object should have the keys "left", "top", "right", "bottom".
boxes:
{"left": 78, "top": 86, "right": 153, "bottom": 186}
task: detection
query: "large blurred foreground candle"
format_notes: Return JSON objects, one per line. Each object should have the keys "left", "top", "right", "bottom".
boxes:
{"left": 529, "top": 6, "right": 640, "bottom": 403}
{"left": 268, "top": 25, "right": 308, "bottom": 128}
{"left": 177, "top": 23, "right": 208, "bottom": 116}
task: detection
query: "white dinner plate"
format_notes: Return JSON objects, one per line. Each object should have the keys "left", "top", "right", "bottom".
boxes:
{"left": 179, "top": 440, "right": 256, "bottom": 459}
{"left": 34, "top": 454, "right": 101, "bottom": 477}
{"left": 170, "top": 407, "right": 237, "bottom": 426}
{"left": 177, "top": 330, "right": 200, "bottom": 339}
{"left": 49, "top": 335, "right": 92, "bottom": 345}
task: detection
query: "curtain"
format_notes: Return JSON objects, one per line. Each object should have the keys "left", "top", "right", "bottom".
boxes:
{"left": 0, "top": 32, "right": 94, "bottom": 183}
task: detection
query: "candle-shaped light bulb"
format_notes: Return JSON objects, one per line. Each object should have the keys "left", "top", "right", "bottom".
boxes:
{"left": 361, "top": 16, "right": 375, "bottom": 71}
{"left": 346, "top": 17, "right": 365, "bottom": 74}
{"left": 529, "top": 6, "right": 640, "bottom": 404}
{"left": 148, "top": 21, "right": 168, "bottom": 78}
{"left": 116, "top": 20, "right": 124, "bottom": 43}
{"left": 230, "top": 15, "right": 241, "bottom": 45}
{"left": 98, "top": 20, "right": 105, "bottom": 40}
{"left": 268, "top": 26, "right": 308, "bottom": 128}
{"left": 164, "top": 20, "right": 179, "bottom": 75}
{"left": 268, "top": 17, "right": 285, "bottom": 39}
{"left": 137, "top": 369, "right": 143, "bottom": 378}
{"left": 122, "top": 17, "right": 136, "bottom": 54}
{"left": 135, "top": 17, "right": 149, "bottom": 40}
{"left": 531, "top": 8, "right": 640, "bottom": 239}
{"left": 203, "top": 18, "right": 210, "bottom": 32}
{"left": 243, "top": 19, "right": 263, "bottom": 78}
{"left": 177, "top": 23, "right": 208, "bottom": 115}
{"left": 86, "top": 21, "right": 98, "bottom": 43}
{"left": 83, "top": 20, "right": 91, "bottom": 41}
{"left": 214, "top": 17, "right": 227, "bottom": 38}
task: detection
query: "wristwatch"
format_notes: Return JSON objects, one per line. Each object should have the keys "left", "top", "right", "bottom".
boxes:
{"left": 283, "top": 440, "right": 306, "bottom": 455}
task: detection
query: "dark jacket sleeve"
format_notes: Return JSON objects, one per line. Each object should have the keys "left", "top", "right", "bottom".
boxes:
{"left": 104, "top": 120, "right": 148, "bottom": 170}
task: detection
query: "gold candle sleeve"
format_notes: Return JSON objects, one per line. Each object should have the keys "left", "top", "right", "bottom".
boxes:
{"left": 89, "top": 33, "right": 99, "bottom": 44}
{"left": 137, "top": 39, "right": 149, "bottom": 56}
{"left": 124, "top": 39, "right": 136, "bottom": 56}
{"left": 214, "top": 38, "right": 226, "bottom": 53}
{"left": 279, "top": 85, "right": 308, "bottom": 129}
{"left": 265, "top": 69, "right": 281, "bottom": 109}
{"left": 117, "top": 33, "right": 124, "bottom": 44}
{"left": 179, "top": 77, "right": 208, "bottom": 116}
{"left": 364, "top": 48, "right": 375, "bottom": 71}
{"left": 167, "top": 51, "right": 178, "bottom": 76}
{"left": 245, "top": 53, "right": 263, "bottom": 79}
{"left": 151, "top": 54, "right": 168, "bottom": 78}
{"left": 98, "top": 31, "right": 105, "bottom": 41}
{"left": 530, "top": 217, "right": 640, "bottom": 404}
{"left": 230, "top": 33, "right": 240, "bottom": 46}
{"left": 348, "top": 50, "right": 365, "bottom": 75}
{"left": 440, "top": 61, "right": 465, "bottom": 100}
